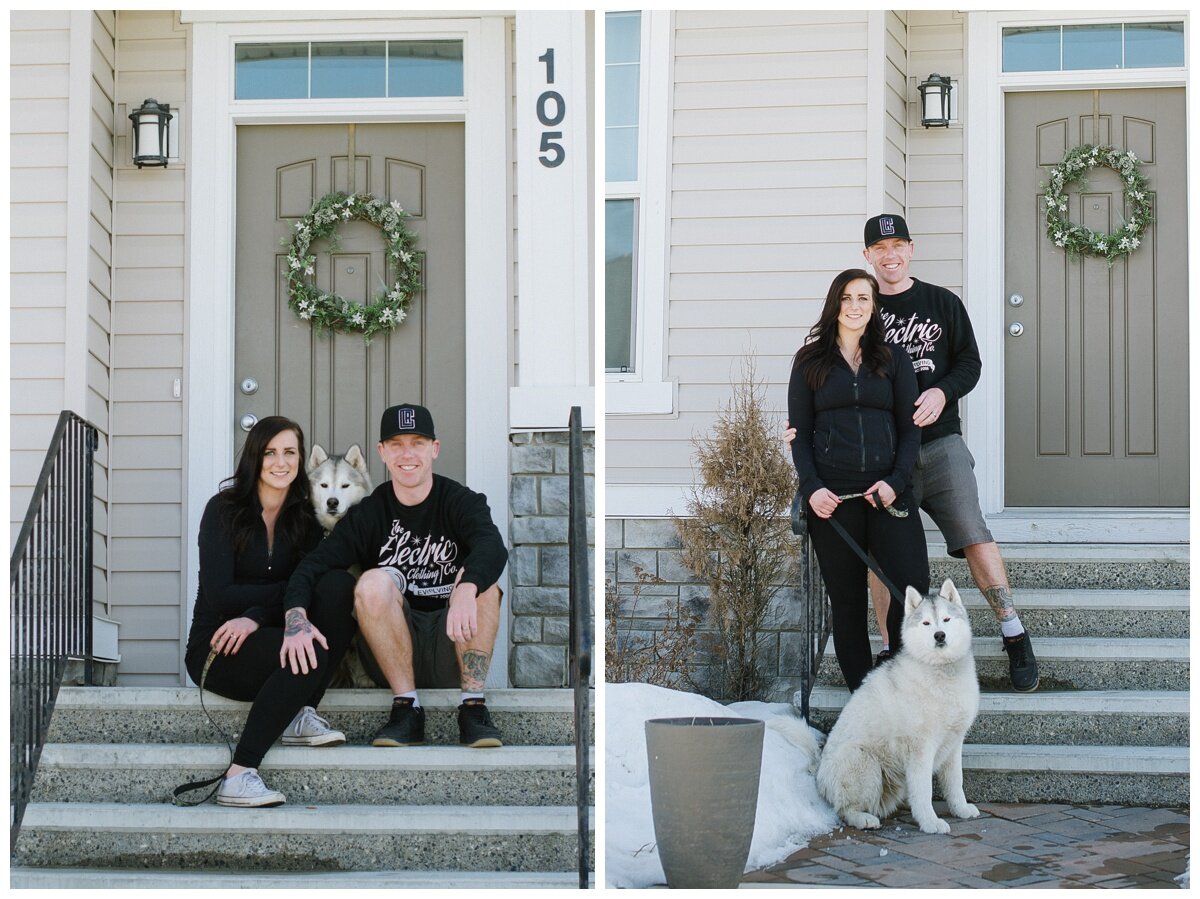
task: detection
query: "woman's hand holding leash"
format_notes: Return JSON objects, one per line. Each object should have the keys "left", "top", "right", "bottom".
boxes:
{"left": 809, "top": 487, "right": 841, "bottom": 519}
{"left": 280, "top": 607, "right": 328, "bottom": 674}
{"left": 211, "top": 617, "right": 259, "bottom": 656}
{"left": 863, "top": 480, "right": 897, "bottom": 509}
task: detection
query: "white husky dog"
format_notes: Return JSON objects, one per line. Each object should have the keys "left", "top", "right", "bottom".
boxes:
{"left": 307, "top": 444, "right": 372, "bottom": 533}
{"left": 816, "top": 578, "right": 980, "bottom": 835}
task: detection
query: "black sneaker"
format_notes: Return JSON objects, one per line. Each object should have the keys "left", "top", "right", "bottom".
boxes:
{"left": 371, "top": 700, "right": 426, "bottom": 746}
{"left": 874, "top": 648, "right": 893, "bottom": 668}
{"left": 458, "top": 700, "right": 503, "bottom": 748}
{"left": 1003, "top": 632, "right": 1039, "bottom": 692}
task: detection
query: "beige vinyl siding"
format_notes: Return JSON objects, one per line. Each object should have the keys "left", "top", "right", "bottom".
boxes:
{"left": 882, "top": 11, "right": 908, "bottom": 212}
{"left": 10, "top": 11, "right": 72, "bottom": 537}
{"left": 608, "top": 11, "right": 874, "bottom": 489}
{"left": 906, "top": 11, "right": 965, "bottom": 297}
{"left": 109, "top": 10, "right": 189, "bottom": 684}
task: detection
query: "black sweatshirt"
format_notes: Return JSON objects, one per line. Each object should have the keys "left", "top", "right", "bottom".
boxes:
{"left": 283, "top": 475, "right": 508, "bottom": 612}
{"left": 877, "top": 278, "right": 982, "bottom": 444}
{"left": 186, "top": 493, "right": 322, "bottom": 659}
{"left": 788, "top": 348, "right": 921, "bottom": 504}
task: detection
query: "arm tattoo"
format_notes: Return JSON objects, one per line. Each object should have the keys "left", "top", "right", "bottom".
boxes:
{"left": 982, "top": 585, "right": 1018, "bottom": 623}
{"left": 284, "top": 609, "right": 311, "bottom": 637}
{"left": 461, "top": 649, "right": 492, "bottom": 692}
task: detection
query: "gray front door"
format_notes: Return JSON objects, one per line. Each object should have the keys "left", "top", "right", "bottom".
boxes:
{"left": 234, "top": 123, "right": 466, "bottom": 485}
{"left": 1003, "top": 89, "right": 1188, "bottom": 506}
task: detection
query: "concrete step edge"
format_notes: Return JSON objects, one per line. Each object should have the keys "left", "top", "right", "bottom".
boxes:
{"left": 961, "top": 744, "right": 1189, "bottom": 775}
{"left": 807, "top": 687, "right": 1191, "bottom": 715}
{"left": 9, "top": 868, "right": 592, "bottom": 889}
{"left": 52, "top": 687, "right": 585, "bottom": 713}
{"left": 20, "top": 802, "right": 595, "bottom": 834}
{"left": 924, "top": 542, "right": 1190, "bottom": 561}
{"left": 824, "top": 635, "right": 1189, "bottom": 660}
{"left": 961, "top": 589, "right": 1189, "bottom": 610}
{"left": 37, "top": 743, "right": 591, "bottom": 771}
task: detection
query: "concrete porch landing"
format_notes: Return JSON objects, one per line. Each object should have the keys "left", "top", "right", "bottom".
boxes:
{"left": 744, "top": 802, "right": 1188, "bottom": 888}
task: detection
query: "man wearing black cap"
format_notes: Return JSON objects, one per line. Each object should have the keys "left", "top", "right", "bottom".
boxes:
{"left": 282, "top": 403, "right": 509, "bottom": 746}
{"left": 861, "top": 213, "right": 1038, "bottom": 691}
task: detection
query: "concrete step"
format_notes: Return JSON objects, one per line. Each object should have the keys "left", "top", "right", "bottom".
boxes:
{"left": 960, "top": 744, "right": 1189, "bottom": 806}
{"left": 806, "top": 687, "right": 1189, "bottom": 747}
{"left": 863, "top": 589, "right": 1189, "bottom": 639}
{"left": 925, "top": 542, "right": 1188, "bottom": 590}
{"left": 13, "top": 802, "right": 595, "bottom": 873}
{"left": 10, "top": 868, "right": 593, "bottom": 889}
{"left": 31, "top": 743, "right": 594, "bottom": 807}
{"left": 817, "top": 636, "right": 1188, "bottom": 691}
{"left": 47, "top": 687, "right": 582, "bottom": 746}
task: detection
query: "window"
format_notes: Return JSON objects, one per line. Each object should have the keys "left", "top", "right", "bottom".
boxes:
{"left": 1002, "top": 22, "right": 1184, "bottom": 72}
{"left": 235, "top": 41, "right": 464, "bottom": 99}
{"left": 605, "top": 11, "right": 672, "bottom": 413}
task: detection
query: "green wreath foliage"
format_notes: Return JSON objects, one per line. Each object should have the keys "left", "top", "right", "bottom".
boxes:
{"left": 282, "top": 192, "right": 421, "bottom": 340}
{"left": 1042, "top": 145, "right": 1152, "bottom": 265}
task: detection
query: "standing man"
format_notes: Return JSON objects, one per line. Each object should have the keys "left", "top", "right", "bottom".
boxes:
{"left": 861, "top": 213, "right": 1038, "bottom": 691}
{"left": 282, "top": 403, "right": 509, "bottom": 746}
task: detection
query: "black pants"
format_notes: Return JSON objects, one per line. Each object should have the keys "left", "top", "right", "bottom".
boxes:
{"left": 807, "top": 489, "right": 929, "bottom": 693}
{"left": 185, "top": 570, "right": 358, "bottom": 768}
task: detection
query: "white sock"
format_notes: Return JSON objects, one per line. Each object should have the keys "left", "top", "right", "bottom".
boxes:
{"left": 394, "top": 691, "right": 420, "bottom": 708}
{"left": 1000, "top": 616, "right": 1025, "bottom": 639}
{"left": 461, "top": 692, "right": 485, "bottom": 705}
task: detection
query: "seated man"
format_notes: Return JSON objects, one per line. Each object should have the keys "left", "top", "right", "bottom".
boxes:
{"left": 282, "top": 403, "right": 509, "bottom": 747}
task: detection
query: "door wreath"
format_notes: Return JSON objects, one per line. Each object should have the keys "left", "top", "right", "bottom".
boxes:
{"left": 1042, "top": 144, "right": 1152, "bottom": 265}
{"left": 281, "top": 192, "right": 422, "bottom": 340}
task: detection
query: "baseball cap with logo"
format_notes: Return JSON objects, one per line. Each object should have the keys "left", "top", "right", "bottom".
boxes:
{"left": 864, "top": 213, "right": 912, "bottom": 248}
{"left": 379, "top": 403, "right": 436, "bottom": 442}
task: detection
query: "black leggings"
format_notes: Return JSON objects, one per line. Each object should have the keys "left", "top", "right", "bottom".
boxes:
{"left": 807, "top": 489, "right": 929, "bottom": 693}
{"left": 186, "top": 570, "right": 358, "bottom": 768}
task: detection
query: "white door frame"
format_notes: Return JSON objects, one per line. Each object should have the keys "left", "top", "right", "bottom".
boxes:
{"left": 963, "top": 10, "right": 1188, "bottom": 543}
{"left": 182, "top": 14, "right": 511, "bottom": 683}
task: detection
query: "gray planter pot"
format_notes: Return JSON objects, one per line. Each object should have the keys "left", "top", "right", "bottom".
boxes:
{"left": 645, "top": 716, "right": 765, "bottom": 889}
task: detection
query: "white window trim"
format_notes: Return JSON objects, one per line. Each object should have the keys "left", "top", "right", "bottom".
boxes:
{"left": 182, "top": 14, "right": 511, "bottom": 685}
{"left": 606, "top": 10, "right": 674, "bottom": 415}
{"left": 964, "top": 9, "right": 1187, "bottom": 544}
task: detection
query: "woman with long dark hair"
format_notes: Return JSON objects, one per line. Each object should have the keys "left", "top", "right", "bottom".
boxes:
{"left": 185, "top": 416, "right": 357, "bottom": 807}
{"left": 788, "top": 269, "right": 929, "bottom": 692}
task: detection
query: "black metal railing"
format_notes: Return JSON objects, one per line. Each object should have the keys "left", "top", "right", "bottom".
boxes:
{"left": 10, "top": 411, "right": 98, "bottom": 850}
{"left": 790, "top": 489, "right": 831, "bottom": 722}
{"left": 567, "top": 406, "right": 593, "bottom": 888}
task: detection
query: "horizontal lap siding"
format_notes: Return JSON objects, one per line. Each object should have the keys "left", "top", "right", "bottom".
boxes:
{"left": 109, "top": 10, "right": 188, "bottom": 684}
{"left": 607, "top": 12, "right": 872, "bottom": 496}
{"left": 884, "top": 11, "right": 908, "bottom": 212}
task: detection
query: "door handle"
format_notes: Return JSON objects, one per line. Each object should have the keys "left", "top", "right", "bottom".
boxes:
{"left": 1008, "top": 322, "right": 1024, "bottom": 337}
{"left": 240, "top": 413, "right": 259, "bottom": 432}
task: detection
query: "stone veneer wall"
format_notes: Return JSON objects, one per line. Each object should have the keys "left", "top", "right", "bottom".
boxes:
{"left": 607, "top": 517, "right": 811, "bottom": 703}
{"left": 508, "top": 430, "right": 595, "bottom": 687}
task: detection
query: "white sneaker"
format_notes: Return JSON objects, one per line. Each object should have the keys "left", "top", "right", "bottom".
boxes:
{"left": 216, "top": 769, "right": 285, "bottom": 808}
{"left": 281, "top": 706, "right": 346, "bottom": 746}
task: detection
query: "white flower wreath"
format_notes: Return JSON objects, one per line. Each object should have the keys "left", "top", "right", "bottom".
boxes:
{"left": 281, "top": 192, "right": 421, "bottom": 340}
{"left": 1041, "top": 145, "right": 1152, "bottom": 265}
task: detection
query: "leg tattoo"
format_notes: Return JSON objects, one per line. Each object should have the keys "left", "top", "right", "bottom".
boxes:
{"left": 461, "top": 649, "right": 492, "bottom": 692}
{"left": 982, "top": 585, "right": 1017, "bottom": 623}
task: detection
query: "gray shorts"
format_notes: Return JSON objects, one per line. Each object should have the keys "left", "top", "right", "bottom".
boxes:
{"left": 357, "top": 601, "right": 461, "bottom": 690}
{"left": 910, "top": 434, "right": 994, "bottom": 559}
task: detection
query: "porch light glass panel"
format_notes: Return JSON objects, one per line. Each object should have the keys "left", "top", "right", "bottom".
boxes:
{"left": 311, "top": 42, "right": 386, "bottom": 98}
{"left": 606, "top": 11, "right": 641, "bottom": 182}
{"left": 605, "top": 199, "right": 637, "bottom": 372}
{"left": 1062, "top": 25, "right": 1122, "bottom": 71}
{"left": 234, "top": 43, "right": 308, "bottom": 99}
{"left": 388, "top": 41, "right": 464, "bottom": 97}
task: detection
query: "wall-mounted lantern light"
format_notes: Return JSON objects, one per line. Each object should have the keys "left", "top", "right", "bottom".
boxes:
{"left": 128, "top": 98, "right": 173, "bottom": 168}
{"left": 917, "top": 74, "right": 953, "bottom": 128}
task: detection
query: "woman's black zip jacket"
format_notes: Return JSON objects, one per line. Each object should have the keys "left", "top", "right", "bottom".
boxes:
{"left": 788, "top": 346, "right": 922, "bottom": 504}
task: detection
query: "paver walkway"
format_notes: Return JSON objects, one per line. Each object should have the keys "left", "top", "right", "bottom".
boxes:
{"left": 745, "top": 803, "right": 1188, "bottom": 888}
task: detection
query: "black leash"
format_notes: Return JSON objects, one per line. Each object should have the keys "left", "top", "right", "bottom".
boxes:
{"left": 791, "top": 488, "right": 906, "bottom": 603}
{"left": 171, "top": 650, "right": 235, "bottom": 806}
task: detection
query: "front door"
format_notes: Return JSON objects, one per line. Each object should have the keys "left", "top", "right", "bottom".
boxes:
{"left": 1003, "top": 89, "right": 1187, "bottom": 506}
{"left": 234, "top": 123, "right": 466, "bottom": 485}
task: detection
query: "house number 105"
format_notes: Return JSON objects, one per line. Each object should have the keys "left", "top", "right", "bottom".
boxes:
{"left": 537, "top": 48, "right": 566, "bottom": 168}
